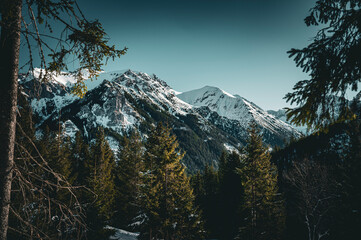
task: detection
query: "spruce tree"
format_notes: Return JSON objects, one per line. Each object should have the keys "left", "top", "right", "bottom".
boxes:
{"left": 192, "top": 165, "right": 220, "bottom": 239}
{"left": 9, "top": 92, "right": 41, "bottom": 239}
{"left": 71, "top": 131, "right": 91, "bottom": 187}
{"left": 238, "top": 123, "right": 284, "bottom": 240}
{"left": 218, "top": 151, "right": 244, "bottom": 240}
{"left": 10, "top": 94, "right": 84, "bottom": 239}
{"left": 0, "top": 0, "right": 127, "bottom": 235}
{"left": 88, "top": 128, "right": 117, "bottom": 221}
{"left": 332, "top": 120, "right": 361, "bottom": 239}
{"left": 37, "top": 126, "right": 75, "bottom": 189}
{"left": 114, "top": 131, "right": 144, "bottom": 229}
{"left": 78, "top": 128, "right": 118, "bottom": 239}
{"left": 56, "top": 136, "right": 75, "bottom": 185}
{"left": 139, "top": 123, "right": 203, "bottom": 240}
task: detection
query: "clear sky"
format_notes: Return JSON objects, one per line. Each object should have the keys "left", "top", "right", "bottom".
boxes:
{"left": 68, "top": 0, "right": 319, "bottom": 110}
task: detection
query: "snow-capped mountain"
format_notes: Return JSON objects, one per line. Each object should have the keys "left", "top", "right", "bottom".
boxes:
{"left": 267, "top": 109, "right": 308, "bottom": 134}
{"left": 21, "top": 69, "right": 192, "bottom": 132}
{"left": 178, "top": 86, "right": 301, "bottom": 146}
{"left": 19, "top": 69, "right": 300, "bottom": 171}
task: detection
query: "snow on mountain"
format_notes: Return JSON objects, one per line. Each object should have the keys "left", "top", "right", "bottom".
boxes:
{"left": 267, "top": 109, "right": 308, "bottom": 134}
{"left": 20, "top": 69, "right": 232, "bottom": 171}
{"left": 20, "top": 69, "right": 192, "bottom": 126}
{"left": 111, "top": 70, "right": 192, "bottom": 116}
{"left": 53, "top": 69, "right": 195, "bottom": 136}
{"left": 62, "top": 120, "right": 79, "bottom": 138}
{"left": 31, "top": 68, "right": 78, "bottom": 86}
{"left": 20, "top": 69, "right": 301, "bottom": 171}
{"left": 178, "top": 86, "right": 301, "bottom": 143}
{"left": 19, "top": 74, "right": 78, "bottom": 126}
{"left": 23, "top": 68, "right": 126, "bottom": 90}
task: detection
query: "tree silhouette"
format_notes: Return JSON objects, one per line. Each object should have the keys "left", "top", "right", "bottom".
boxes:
{"left": 286, "top": 0, "right": 361, "bottom": 130}
{"left": 0, "top": 1, "right": 126, "bottom": 238}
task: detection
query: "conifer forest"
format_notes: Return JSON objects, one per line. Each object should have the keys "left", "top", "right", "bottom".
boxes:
{"left": 1, "top": 0, "right": 361, "bottom": 240}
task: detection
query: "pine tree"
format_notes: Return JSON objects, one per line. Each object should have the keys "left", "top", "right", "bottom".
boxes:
{"left": 285, "top": 0, "right": 361, "bottom": 130}
{"left": 0, "top": 0, "right": 127, "bottom": 235}
{"left": 37, "top": 126, "right": 75, "bottom": 189}
{"left": 56, "top": 136, "right": 75, "bottom": 184}
{"left": 218, "top": 151, "right": 244, "bottom": 240}
{"left": 192, "top": 165, "right": 220, "bottom": 239}
{"left": 88, "top": 128, "right": 117, "bottom": 221}
{"left": 78, "top": 128, "right": 118, "bottom": 239}
{"left": 54, "top": 136, "right": 79, "bottom": 206}
{"left": 9, "top": 92, "right": 42, "bottom": 239}
{"left": 139, "top": 123, "right": 204, "bottom": 240}
{"left": 10, "top": 94, "right": 85, "bottom": 239}
{"left": 238, "top": 123, "right": 284, "bottom": 240}
{"left": 34, "top": 127, "right": 83, "bottom": 237}
{"left": 332, "top": 120, "right": 361, "bottom": 239}
{"left": 114, "top": 131, "right": 144, "bottom": 229}
{"left": 71, "top": 131, "right": 91, "bottom": 187}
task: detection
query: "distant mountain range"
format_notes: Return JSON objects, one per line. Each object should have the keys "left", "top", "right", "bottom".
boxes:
{"left": 267, "top": 109, "right": 308, "bottom": 134}
{"left": 19, "top": 69, "right": 301, "bottom": 172}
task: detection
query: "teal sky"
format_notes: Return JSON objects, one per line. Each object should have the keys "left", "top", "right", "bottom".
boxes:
{"left": 50, "top": 0, "right": 321, "bottom": 110}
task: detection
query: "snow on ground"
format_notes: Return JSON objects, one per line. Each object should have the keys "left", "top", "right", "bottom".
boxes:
{"left": 106, "top": 226, "right": 139, "bottom": 240}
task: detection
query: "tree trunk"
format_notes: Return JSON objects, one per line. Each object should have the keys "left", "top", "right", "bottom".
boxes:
{"left": 0, "top": 1, "right": 22, "bottom": 239}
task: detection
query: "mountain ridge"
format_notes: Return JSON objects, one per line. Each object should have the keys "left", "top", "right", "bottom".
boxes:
{"left": 19, "top": 69, "right": 300, "bottom": 171}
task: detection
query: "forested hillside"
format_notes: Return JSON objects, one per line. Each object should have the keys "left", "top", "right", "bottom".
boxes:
{"left": 3, "top": 0, "right": 361, "bottom": 239}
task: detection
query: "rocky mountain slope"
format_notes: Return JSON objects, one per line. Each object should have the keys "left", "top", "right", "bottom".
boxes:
{"left": 178, "top": 86, "right": 301, "bottom": 146}
{"left": 19, "top": 69, "right": 300, "bottom": 172}
{"left": 267, "top": 109, "right": 308, "bottom": 134}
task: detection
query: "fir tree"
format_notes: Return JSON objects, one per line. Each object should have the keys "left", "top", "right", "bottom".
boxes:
{"left": 238, "top": 123, "right": 284, "bottom": 240}
{"left": 77, "top": 128, "right": 118, "bottom": 239}
{"left": 192, "top": 165, "right": 220, "bottom": 239}
{"left": 285, "top": 0, "right": 361, "bottom": 130}
{"left": 10, "top": 94, "right": 85, "bottom": 239}
{"left": 114, "top": 131, "right": 144, "bottom": 229}
{"left": 88, "top": 128, "right": 117, "bottom": 221}
{"left": 332, "top": 120, "right": 361, "bottom": 239}
{"left": 218, "top": 151, "right": 244, "bottom": 240}
{"left": 56, "top": 136, "right": 76, "bottom": 185}
{"left": 9, "top": 92, "right": 42, "bottom": 239}
{"left": 37, "top": 126, "right": 76, "bottom": 189}
{"left": 139, "top": 123, "right": 204, "bottom": 240}
{"left": 71, "top": 131, "right": 91, "bottom": 187}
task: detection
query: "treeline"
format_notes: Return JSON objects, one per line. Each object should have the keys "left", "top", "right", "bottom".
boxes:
{"left": 191, "top": 123, "right": 284, "bottom": 240}
{"left": 272, "top": 120, "right": 361, "bottom": 240}
{"left": 11, "top": 94, "right": 361, "bottom": 240}
{"left": 193, "top": 119, "right": 361, "bottom": 240}
{"left": 10, "top": 94, "right": 203, "bottom": 239}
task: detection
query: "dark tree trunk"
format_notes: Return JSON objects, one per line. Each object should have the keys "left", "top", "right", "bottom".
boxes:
{"left": 0, "top": 1, "right": 22, "bottom": 239}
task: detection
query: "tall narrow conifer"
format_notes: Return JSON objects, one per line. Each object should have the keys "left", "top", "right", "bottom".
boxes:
{"left": 114, "top": 132, "right": 144, "bottom": 229}
{"left": 239, "top": 123, "right": 284, "bottom": 240}
{"left": 139, "top": 123, "right": 203, "bottom": 240}
{"left": 88, "top": 128, "right": 116, "bottom": 221}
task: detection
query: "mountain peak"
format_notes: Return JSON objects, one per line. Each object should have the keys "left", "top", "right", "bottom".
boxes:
{"left": 197, "top": 85, "right": 236, "bottom": 98}
{"left": 178, "top": 86, "right": 300, "bottom": 139}
{"left": 20, "top": 69, "right": 300, "bottom": 171}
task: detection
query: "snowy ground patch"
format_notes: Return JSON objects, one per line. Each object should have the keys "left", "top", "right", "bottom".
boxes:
{"left": 105, "top": 226, "right": 139, "bottom": 240}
